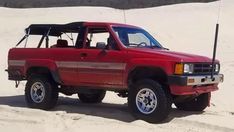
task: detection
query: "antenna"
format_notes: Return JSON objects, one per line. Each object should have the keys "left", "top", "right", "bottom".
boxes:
{"left": 24, "top": 28, "right": 30, "bottom": 48}
{"left": 123, "top": 10, "right": 127, "bottom": 24}
{"left": 211, "top": 0, "right": 222, "bottom": 79}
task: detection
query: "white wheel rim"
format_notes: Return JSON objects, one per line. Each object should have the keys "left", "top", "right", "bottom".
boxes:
{"left": 135, "top": 88, "right": 157, "bottom": 114}
{"left": 30, "top": 82, "right": 45, "bottom": 103}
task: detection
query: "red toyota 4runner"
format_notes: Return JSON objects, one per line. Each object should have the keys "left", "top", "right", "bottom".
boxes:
{"left": 7, "top": 22, "right": 224, "bottom": 123}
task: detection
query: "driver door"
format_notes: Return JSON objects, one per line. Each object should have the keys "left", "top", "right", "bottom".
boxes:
{"left": 78, "top": 26, "right": 126, "bottom": 88}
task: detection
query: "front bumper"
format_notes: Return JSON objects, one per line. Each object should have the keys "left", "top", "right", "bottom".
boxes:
{"left": 168, "top": 74, "right": 224, "bottom": 86}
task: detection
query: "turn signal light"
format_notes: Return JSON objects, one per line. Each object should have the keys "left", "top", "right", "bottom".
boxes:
{"left": 175, "top": 63, "right": 183, "bottom": 75}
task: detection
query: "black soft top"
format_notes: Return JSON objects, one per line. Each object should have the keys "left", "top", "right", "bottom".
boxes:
{"left": 25, "top": 22, "right": 84, "bottom": 36}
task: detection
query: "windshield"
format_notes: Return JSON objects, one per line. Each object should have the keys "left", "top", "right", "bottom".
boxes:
{"left": 112, "top": 27, "right": 162, "bottom": 48}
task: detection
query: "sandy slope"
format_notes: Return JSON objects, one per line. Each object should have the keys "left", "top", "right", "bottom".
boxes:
{"left": 0, "top": 0, "right": 234, "bottom": 131}
{"left": 0, "top": 0, "right": 217, "bottom": 9}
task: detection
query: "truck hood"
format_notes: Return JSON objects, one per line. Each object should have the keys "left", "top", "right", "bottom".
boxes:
{"left": 128, "top": 48, "right": 214, "bottom": 63}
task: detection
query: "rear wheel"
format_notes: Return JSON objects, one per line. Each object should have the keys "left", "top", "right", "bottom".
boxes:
{"left": 128, "top": 79, "right": 171, "bottom": 123}
{"left": 78, "top": 90, "right": 106, "bottom": 103}
{"left": 25, "top": 75, "right": 58, "bottom": 110}
{"left": 175, "top": 93, "right": 209, "bottom": 111}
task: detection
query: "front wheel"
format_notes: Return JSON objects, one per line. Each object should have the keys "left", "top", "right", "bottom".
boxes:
{"left": 128, "top": 79, "right": 171, "bottom": 123}
{"left": 25, "top": 75, "right": 58, "bottom": 110}
{"left": 175, "top": 93, "right": 209, "bottom": 111}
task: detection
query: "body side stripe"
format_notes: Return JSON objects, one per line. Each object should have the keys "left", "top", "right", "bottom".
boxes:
{"left": 56, "top": 61, "right": 126, "bottom": 70}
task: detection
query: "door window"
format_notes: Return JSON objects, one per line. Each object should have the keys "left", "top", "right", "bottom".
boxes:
{"left": 86, "top": 27, "right": 119, "bottom": 50}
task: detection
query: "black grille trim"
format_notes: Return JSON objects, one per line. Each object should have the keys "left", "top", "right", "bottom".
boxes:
{"left": 186, "top": 63, "right": 219, "bottom": 75}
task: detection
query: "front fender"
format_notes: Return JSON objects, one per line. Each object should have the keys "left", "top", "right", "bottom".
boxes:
{"left": 124, "top": 58, "right": 174, "bottom": 86}
{"left": 126, "top": 58, "right": 174, "bottom": 75}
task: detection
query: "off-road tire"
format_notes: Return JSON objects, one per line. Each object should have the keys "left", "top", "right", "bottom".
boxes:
{"left": 25, "top": 75, "right": 58, "bottom": 110}
{"left": 128, "top": 79, "right": 172, "bottom": 123}
{"left": 78, "top": 90, "right": 106, "bottom": 103}
{"left": 175, "top": 93, "right": 209, "bottom": 111}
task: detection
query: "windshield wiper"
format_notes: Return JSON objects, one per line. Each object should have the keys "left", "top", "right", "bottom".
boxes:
{"left": 150, "top": 45, "right": 169, "bottom": 50}
{"left": 162, "top": 47, "right": 169, "bottom": 50}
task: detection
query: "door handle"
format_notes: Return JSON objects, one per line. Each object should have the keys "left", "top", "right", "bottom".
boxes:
{"left": 80, "top": 53, "right": 87, "bottom": 57}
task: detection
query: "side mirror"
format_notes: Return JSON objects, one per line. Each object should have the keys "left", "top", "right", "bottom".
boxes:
{"left": 96, "top": 42, "right": 106, "bottom": 50}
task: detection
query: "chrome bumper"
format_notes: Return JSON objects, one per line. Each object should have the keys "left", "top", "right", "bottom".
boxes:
{"left": 186, "top": 74, "right": 224, "bottom": 86}
{"left": 168, "top": 74, "right": 224, "bottom": 86}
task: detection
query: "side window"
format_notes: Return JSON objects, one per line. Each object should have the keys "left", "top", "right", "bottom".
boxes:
{"left": 86, "top": 27, "right": 119, "bottom": 50}
{"left": 50, "top": 33, "right": 78, "bottom": 48}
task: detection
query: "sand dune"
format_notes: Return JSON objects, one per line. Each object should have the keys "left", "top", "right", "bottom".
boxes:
{"left": 0, "top": 0, "right": 217, "bottom": 9}
{"left": 0, "top": 0, "right": 234, "bottom": 131}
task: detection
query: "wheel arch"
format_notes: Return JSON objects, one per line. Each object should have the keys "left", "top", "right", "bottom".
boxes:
{"left": 127, "top": 66, "right": 171, "bottom": 93}
{"left": 26, "top": 66, "right": 62, "bottom": 84}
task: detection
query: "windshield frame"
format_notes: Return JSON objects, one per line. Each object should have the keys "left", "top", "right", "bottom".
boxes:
{"left": 111, "top": 26, "right": 163, "bottom": 49}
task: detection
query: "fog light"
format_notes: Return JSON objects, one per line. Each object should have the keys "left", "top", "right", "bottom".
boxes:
{"left": 188, "top": 78, "right": 195, "bottom": 83}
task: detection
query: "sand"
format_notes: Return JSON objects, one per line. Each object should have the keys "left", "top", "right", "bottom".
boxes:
{"left": 0, "top": 0, "right": 217, "bottom": 9}
{"left": 0, "top": 0, "right": 234, "bottom": 131}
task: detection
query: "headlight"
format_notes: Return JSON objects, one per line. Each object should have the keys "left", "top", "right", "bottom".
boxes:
{"left": 174, "top": 63, "right": 194, "bottom": 75}
{"left": 215, "top": 64, "right": 220, "bottom": 72}
{"left": 184, "top": 63, "right": 194, "bottom": 74}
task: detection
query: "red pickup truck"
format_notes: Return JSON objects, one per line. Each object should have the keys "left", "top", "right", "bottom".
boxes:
{"left": 7, "top": 22, "right": 223, "bottom": 123}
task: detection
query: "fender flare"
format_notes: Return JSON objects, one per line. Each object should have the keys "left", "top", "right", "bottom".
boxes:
{"left": 24, "top": 59, "right": 62, "bottom": 84}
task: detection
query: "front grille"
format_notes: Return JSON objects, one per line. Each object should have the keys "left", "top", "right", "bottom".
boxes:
{"left": 193, "top": 63, "right": 217, "bottom": 75}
